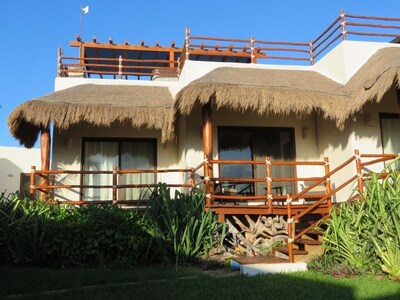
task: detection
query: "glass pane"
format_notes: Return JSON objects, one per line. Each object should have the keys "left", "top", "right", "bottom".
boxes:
{"left": 381, "top": 117, "right": 400, "bottom": 154}
{"left": 219, "top": 129, "right": 254, "bottom": 195}
{"left": 83, "top": 141, "right": 118, "bottom": 201}
{"left": 120, "top": 142, "right": 155, "bottom": 200}
{"left": 254, "top": 129, "right": 295, "bottom": 196}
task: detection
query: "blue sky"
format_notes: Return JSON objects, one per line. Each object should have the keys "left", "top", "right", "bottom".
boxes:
{"left": 0, "top": 0, "right": 398, "bottom": 147}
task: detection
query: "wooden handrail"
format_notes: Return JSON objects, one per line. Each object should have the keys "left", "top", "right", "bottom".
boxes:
{"left": 58, "top": 12, "right": 400, "bottom": 79}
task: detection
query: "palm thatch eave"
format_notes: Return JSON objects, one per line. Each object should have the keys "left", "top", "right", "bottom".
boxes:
{"left": 8, "top": 84, "right": 175, "bottom": 148}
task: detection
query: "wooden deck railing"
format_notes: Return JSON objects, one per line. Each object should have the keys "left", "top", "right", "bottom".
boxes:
{"left": 30, "top": 151, "right": 398, "bottom": 260}
{"left": 57, "top": 49, "right": 178, "bottom": 79}
{"left": 58, "top": 10, "right": 400, "bottom": 79}
{"left": 181, "top": 10, "right": 400, "bottom": 67}
{"left": 30, "top": 166, "right": 198, "bottom": 206}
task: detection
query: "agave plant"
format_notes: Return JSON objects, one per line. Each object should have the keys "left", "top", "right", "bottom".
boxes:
{"left": 144, "top": 183, "right": 226, "bottom": 267}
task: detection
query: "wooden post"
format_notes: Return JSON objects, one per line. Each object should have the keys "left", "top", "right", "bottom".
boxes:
{"left": 185, "top": 27, "right": 190, "bottom": 61}
{"left": 202, "top": 103, "right": 213, "bottom": 206}
{"left": 118, "top": 56, "right": 123, "bottom": 79}
{"left": 40, "top": 127, "right": 51, "bottom": 200}
{"left": 112, "top": 166, "right": 118, "bottom": 204}
{"left": 265, "top": 156, "right": 273, "bottom": 213}
{"left": 354, "top": 149, "right": 364, "bottom": 196}
{"left": 57, "top": 48, "right": 62, "bottom": 77}
{"left": 250, "top": 36, "right": 255, "bottom": 64}
{"left": 340, "top": 9, "right": 347, "bottom": 40}
{"left": 309, "top": 40, "right": 314, "bottom": 65}
{"left": 286, "top": 194, "right": 294, "bottom": 263}
{"left": 30, "top": 166, "right": 36, "bottom": 200}
{"left": 190, "top": 168, "right": 195, "bottom": 189}
{"left": 324, "top": 157, "right": 332, "bottom": 209}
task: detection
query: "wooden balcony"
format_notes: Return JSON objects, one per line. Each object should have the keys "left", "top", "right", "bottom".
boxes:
{"left": 30, "top": 152, "right": 398, "bottom": 212}
{"left": 57, "top": 10, "right": 400, "bottom": 79}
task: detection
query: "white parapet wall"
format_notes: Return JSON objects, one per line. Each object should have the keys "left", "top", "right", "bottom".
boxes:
{"left": 0, "top": 146, "right": 41, "bottom": 194}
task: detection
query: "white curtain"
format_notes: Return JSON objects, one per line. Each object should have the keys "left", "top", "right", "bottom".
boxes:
{"left": 120, "top": 142, "right": 155, "bottom": 200}
{"left": 83, "top": 142, "right": 118, "bottom": 201}
{"left": 381, "top": 117, "right": 400, "bottom": 154}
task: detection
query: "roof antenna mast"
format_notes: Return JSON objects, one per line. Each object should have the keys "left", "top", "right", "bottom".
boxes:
{"left": 80, "top": 4, "right": 89, "bottom": 42}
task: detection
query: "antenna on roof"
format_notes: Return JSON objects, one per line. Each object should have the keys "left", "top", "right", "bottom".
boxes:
{"left": 79, "top": 5, "right": 89, "bottom": 42}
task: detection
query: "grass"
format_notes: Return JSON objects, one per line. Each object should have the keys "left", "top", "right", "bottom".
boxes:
{"left": 0, "top": 266, "right": 399, "bottom": 299}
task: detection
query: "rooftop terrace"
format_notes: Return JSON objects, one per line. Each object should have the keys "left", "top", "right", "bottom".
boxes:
{"left": 58, "top": 10, "right": 400, "bottom": 80}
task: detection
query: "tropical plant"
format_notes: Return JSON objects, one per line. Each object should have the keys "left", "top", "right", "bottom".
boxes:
{"left": 0, "top": 193, "right": 54, "bottom": 265}
{"left": 312, "top": 158, "right": 400, "bottom": 280}
{"left": 144, "top": 184, "right": 226, "bottom": 267}
{"left": 0, "top": 193, "right": 150, "bottom": 267}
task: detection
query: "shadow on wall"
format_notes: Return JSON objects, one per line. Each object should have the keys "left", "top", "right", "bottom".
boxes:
{"left": 0, "top": 158, "right": 23, "bottom": 194}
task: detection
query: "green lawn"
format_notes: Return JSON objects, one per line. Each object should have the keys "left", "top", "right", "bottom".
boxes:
{"left": 0, "top": 266, "right": 399, "bottom": 299}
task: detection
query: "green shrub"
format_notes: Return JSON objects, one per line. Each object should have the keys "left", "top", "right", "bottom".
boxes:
{"left": 311, "top": 158, "right": 400, "bottom": 280}
{"left": 0, "top": 193, "right": 55, "bottom": 265}
{"left": 143, "top": 184, "right": 226, "bottom": 266}
{"left": 0, "top": 194, "right": 149, "bottom": 268}
{"left": 43, "top": 205, "right": 149, "bottom": 268}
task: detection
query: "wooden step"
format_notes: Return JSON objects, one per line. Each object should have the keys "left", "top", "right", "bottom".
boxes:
{"left": 294, "top": 238, "right": 322, "bottom": 246}
{"left": 298, "top": 228, "right": 324, "bottom": 236}
{"left": 273, "top": 246, "right": 308, "bottom": 256}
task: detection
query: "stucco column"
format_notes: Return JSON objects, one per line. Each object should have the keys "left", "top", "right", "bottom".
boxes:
{"left": 202, "top": 103, "right": 213, "bottom": 205}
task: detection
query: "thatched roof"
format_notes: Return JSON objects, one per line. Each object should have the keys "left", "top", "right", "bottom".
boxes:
{"left": 8, "top": 47, "right": 400, "bottom": 148}
{"left": 8, "top": 84, "right": 175, "bottom": 147}
{"left": 345, "top": 47, "right": 400, "bottom": 114}
{"left": 175, "top": 47, "right": 400, "bottom": 128}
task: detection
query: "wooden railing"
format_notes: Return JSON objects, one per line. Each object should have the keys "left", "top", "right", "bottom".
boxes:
{"left": 30, "top": 151, "right": 398, "bottom": 260}
{"left": 286, "top": 151, "right": 398, "bottom": 262}
{"left": 30, "top": 166, "right": 198, "bottom": 206}
{"left": 203, "top": 157, "right": 330, "bottom": 211}
{"left": 58, "top": 11, "right": 400, "bottom": 79}
{"left": 180, "top": 10, "right": 400, "bottom": 67}
{"left": 57, "top": 49, "right": 178, "bottom": 79}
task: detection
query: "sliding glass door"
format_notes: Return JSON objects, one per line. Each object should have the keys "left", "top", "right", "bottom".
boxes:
{"left": 82, "top": 138, "right": 156, "bottom": 201}
{"left": 380, "top": 113, "right": 400, "bottom": 154}
{"left": 218, "top": 127, "right": 296, "bottom": 196}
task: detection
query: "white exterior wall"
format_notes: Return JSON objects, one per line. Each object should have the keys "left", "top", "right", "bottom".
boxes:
{"left": 317, "top": 86, "right": 399, "bottom": 202}
{"left": 0, "top": 146, "right": 40, "bottom": 194}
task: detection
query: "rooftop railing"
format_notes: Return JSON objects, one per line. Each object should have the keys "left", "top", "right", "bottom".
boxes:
{"left": 58, "top": 10, "right": 400, "bottom": 79}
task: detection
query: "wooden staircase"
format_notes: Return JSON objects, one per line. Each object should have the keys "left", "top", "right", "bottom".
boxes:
{"left": 273, "top": 214, "right": 326, "bottom": 262}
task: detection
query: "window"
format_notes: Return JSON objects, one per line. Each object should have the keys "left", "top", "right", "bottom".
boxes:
{"left": 380, "top": 113, "right": 400, "bottom": 154}
{"left": 218, "top": 127, "right": 296, "bottom": 196}
{"left": 82, "top": 138, "right": 156, "bottom": 201}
